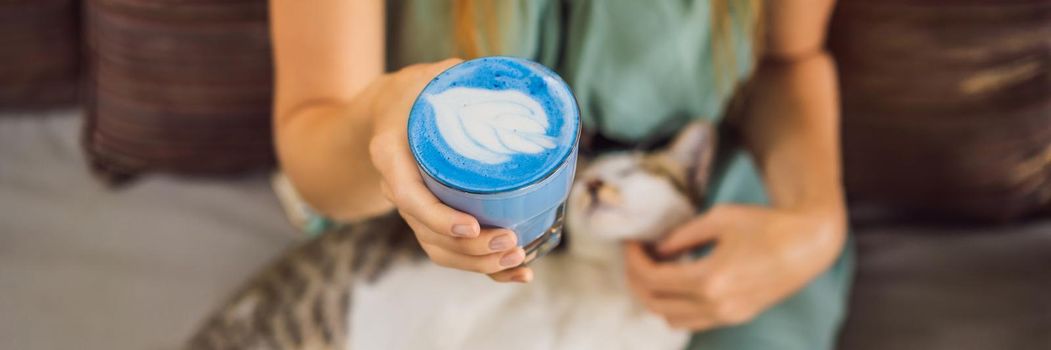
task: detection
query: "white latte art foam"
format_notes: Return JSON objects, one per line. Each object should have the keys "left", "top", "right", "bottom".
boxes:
{"left": 427, "top": 87, "right": 556, "bottom": 165}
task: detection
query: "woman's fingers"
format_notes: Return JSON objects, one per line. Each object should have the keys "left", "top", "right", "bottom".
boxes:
{"left": 665, "top": 296, "right": 758, "bottom": 329}
{"left": 423, "top": 244, "right": 527, "bottom": 274}
{"left": 630, "top": 274, "right": 744, "bottom": 331}
{"left": 630, "top": 271, "right": 765, "bottom": 330}
{"left": 626, "top": 272, "right": 694, "bottom": 317}
{"left": 488, "top": 267, "right": 533, "bottom": 283}
{"left": 411, "top": 217, "right": 518, "bottom": 256}
{"left": 624, "top": 242, "right": 712, "bottom": 294}
{"left": 655, "top": 209, "right": 729, "bottom": 257}
{"left": 664, "top": 315, "right": 719, "bottom": 331}
{"left": 374, "top": 138, "right": 480, "bottom": 238}
{"left": 404, "top": 214, "right": 523, "bottom": 273}
{"left": 370, "top": 114, "right": 478, "bottom": 239}
{"left": 625, "top": 264, "right": 717, "bottom": 329}
{"left": 645, "top": 297, "right": 709, "bottom": 321}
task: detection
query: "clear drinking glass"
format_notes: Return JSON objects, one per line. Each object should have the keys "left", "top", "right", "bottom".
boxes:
{"left": 407, "top": 56, "right": 580, "bottom": 264}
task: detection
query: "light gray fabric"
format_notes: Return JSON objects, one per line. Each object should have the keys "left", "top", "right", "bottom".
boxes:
{"left": 0, "top": 111, "right": 297, "bottom": 350}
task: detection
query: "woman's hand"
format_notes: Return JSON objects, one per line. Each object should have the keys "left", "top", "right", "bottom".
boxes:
{"left": 619, "top": 0, "right": 844, "bottom": 332}
{"left": 365, "top": 59, "right": 533, "bottom": 283}
{"left": 624, "top": 204, "right": 845, "bottom": 330}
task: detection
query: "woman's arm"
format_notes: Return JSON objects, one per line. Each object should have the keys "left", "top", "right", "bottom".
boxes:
{"left": 743, "top": 0, "right": 845, "bottom": 232}
{"left": 624, "top": 0, "right": 847, "bottom": 330}
{"left": 270, "top": 1, "right": 532, "bottom": 281}
{"left": 271, "top": 0, "right": 389, "bottom": 220}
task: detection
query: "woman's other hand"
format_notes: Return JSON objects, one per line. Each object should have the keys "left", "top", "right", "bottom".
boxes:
{"left": 366, "top": 59, "right": 533, "bottom": 283}
{"left": 624, "top": 204, "right": 845, "bottom": 330}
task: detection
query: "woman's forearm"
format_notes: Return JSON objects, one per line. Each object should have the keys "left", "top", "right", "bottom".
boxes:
{"left": 742, "top": 52, "right": 847, "bottom": 231}
{"left": 271, "top": 0, "right": 390, "bottom": 220}
{"left": 276, "top": 100, "right": 393, "bottom": 221}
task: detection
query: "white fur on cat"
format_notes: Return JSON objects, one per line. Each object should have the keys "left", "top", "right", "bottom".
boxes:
{"left": 347, "top": 150, "right": 696, "bottom": 350}
{"left": 566, "top": 154, "right": 695, "bottom": 247}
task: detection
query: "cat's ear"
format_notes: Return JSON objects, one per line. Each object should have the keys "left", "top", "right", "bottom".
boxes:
{"left": 663, "top": 120, "right": 717, "bottom": 201}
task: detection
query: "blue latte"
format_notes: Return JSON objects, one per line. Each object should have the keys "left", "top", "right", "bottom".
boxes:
{"left": 408, "top": 57, "right": 580, "bottom": 254}
{"left": 409, "top": 57, "right": 579, "bottom": 193}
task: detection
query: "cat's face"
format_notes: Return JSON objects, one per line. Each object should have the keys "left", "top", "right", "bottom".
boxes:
{"left": 566, "top": 121, "right": 717, "bottom": 244}
{"left": 566, "top": 153, "right": 696, "bottom": 242}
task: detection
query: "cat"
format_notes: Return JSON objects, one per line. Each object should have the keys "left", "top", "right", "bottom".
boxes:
{"left": 186, "top": 121, "right": 716, "bottom": 350}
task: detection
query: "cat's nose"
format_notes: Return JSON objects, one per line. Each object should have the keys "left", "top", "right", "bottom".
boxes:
{"left": 586, "top": 178, "right": 604, "bottom": 195}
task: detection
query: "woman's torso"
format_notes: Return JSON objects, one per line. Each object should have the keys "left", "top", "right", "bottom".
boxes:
{"left": 387, "top": 0, "right": 759, "bottom": 144}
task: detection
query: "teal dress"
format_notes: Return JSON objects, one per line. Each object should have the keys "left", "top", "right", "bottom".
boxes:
{"left": 388, "top": 1, "right": 854, "bottom": 349}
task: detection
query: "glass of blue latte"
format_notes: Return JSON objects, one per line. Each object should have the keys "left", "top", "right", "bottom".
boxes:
{"left": 408, "top": 56, "right": 581, "bottom": 264}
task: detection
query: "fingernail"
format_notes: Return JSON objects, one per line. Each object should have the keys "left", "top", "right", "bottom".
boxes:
{"left": 451, "top": 224, "right": 475, "bottom": 237}
{"left": 488, "top": 235, "right": 513, "bottom": 252}
{"left": 499, "top": 250, "right": 525, "bottom": 268}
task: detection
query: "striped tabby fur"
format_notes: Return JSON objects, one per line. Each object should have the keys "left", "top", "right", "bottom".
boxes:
{"left": 185, "top": 212, "right": 424, "bottom": 350}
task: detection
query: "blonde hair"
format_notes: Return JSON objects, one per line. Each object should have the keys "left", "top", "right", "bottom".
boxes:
{"left": 710, "top": 0, "right": 764, "bottom": 92}
{"left": 452, "top": 0, "right": 763, "bottom": 90}
{"left": 452, "top": 0, "right": 502, "bottom": 59}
